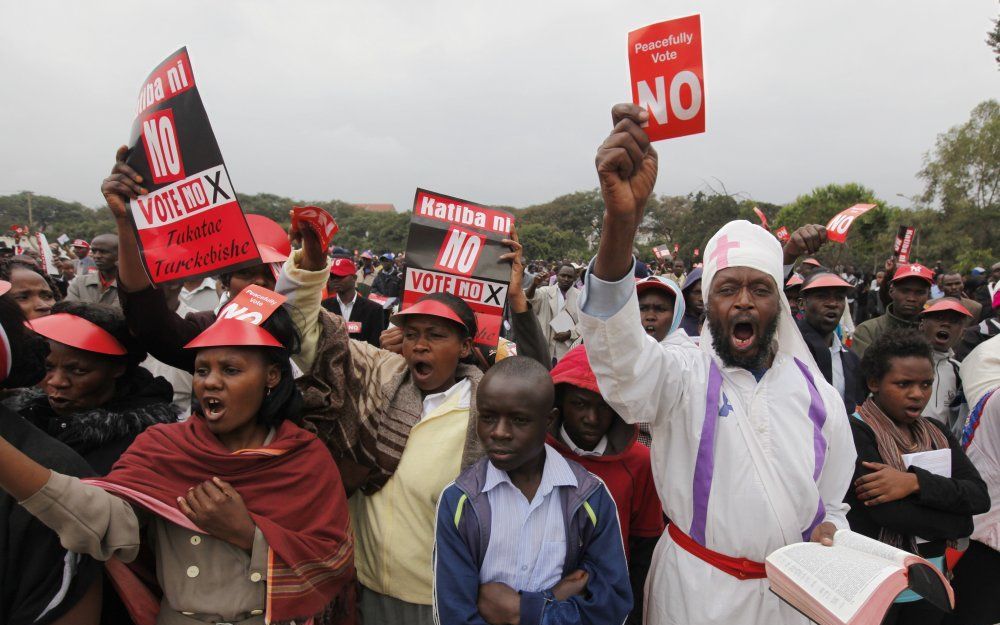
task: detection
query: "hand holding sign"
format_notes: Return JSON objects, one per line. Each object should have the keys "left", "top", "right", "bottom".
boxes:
{"left": 782, "top": 224, "right": 828, "bottom": 265}
{"left": 291, "top": 206, "right": 339, "bottom": 250}
{"left": 628, "top": 15, "right": 705, "bottom": 141}
{"left": 825, "top": 204, "right": 877, "bottom": 243}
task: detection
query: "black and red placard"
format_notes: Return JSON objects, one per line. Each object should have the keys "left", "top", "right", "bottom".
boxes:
{"left": 403, "top": 189, "right": 513, "bottom": 354}
{"left": 125, "top": 48, "right": 260, "bottom": 285}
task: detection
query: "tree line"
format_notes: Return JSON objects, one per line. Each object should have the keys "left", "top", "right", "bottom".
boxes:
{"left": 2, "top": 99, "right": 995, "bottom": 273}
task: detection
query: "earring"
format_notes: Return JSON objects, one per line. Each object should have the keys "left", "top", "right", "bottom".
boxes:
{"left": 265, "top": 387, "right": 272, "bottom": 397}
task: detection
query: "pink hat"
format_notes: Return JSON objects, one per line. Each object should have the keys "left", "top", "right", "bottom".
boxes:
{"left": 922, "top": 299, "right": 972, "bottom": 318}
{"left": 184, "top": 318, "right": 282, "bottom": 349}
{"left": 27, "top": 313, "right": 127, "bottom": 355}
{"left": 801, "top": 273, "right": 852, "bottom": 292}
{"left": 785, "top": 275, "right": 804, "bottom": 288}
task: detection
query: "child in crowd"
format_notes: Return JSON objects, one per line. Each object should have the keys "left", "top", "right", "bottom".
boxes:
{"left": 547, "top": 344, "right": 663, "bottom": 625}
{"left": 918, "top": 298, "right": 973, "bottom": 434}
{"left": 434, "top": 356, "right": 632, "bottom": 625}
{"left": 847, "top": 328, "right": 989, "bottom": 625}
{"left": 636, "top": 276, "right": 684, "bottom": 345}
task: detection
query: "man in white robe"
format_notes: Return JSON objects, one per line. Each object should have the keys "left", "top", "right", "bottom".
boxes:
{"left": 577, "top": 104, "right": 856, "bottom": 625}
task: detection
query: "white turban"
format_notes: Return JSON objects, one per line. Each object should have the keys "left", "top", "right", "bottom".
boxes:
{"left": 699, "top": 220, "right": 819, "bottom": 372}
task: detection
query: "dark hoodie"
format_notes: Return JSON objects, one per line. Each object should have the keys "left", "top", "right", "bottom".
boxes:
{"left": 545, "top": 344, "right": 663, "bottom": 625}
{"left": 4, "top": 368, "right": 178, "bottom": 475}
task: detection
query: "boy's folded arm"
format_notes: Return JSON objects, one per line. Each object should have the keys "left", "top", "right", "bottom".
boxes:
{"left": 433, "top": 486, "right": 491, "bottom": 625}
{"left": 524, "top": 487, "right": 634, "bottom": 625}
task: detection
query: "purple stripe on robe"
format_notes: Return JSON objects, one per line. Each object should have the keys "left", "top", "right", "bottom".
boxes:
{"left": 690, "top": 360, "right": 722, "bottom": 545}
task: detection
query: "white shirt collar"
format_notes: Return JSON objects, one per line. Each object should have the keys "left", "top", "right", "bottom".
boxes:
{"left": 421, "top": 377, "right": 471, "bottom": 419}
{"left": 483, "top": 444, "right": 578, "bottom": 501}
{"left": 559, "top": 424, "right": 608, "bottom": 457}
{"left": 338, "top": 291, "right": 357, "bottom": 306}
{"left": 830, "top": 331, "right": 846, "bottom": 353}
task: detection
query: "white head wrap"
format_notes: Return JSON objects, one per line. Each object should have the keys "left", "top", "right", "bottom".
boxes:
{"left": 698, "top": 220, "right": 820, "bottom": 372}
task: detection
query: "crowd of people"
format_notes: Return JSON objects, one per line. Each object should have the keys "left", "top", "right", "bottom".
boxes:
{"left": 0, "top": 104, "right": 996, "bottom": 625}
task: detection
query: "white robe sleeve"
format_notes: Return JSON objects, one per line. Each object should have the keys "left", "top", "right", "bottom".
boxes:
{"left": 816, "top": 385, "right": 856, "bottom": 530}
{"left": 579, "top": 258, "right": 704, "bottom": 426}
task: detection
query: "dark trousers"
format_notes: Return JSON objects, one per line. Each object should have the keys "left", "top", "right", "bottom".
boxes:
{"left": 882, "top": 599, "right": 947, "bottom": 625}
{"left": 949, "top": 540, "right": 1000, "bottom": 625}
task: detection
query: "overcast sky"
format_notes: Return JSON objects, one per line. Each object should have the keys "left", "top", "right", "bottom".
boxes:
{"left": 1, "top": 1, "right": 996, "bottom": 214}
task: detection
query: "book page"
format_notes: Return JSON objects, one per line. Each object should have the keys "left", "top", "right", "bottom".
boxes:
{"left": 902, "top": 449, "right": 951, "bottom": 478}
{"left": 833, "top": 529, "right": 911, "bottom": 567}
{"left": 767, "top": 543, "right": 899, "bottom": 623}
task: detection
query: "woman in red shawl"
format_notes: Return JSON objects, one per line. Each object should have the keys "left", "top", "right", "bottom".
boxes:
{"left": 0, "top": 292, "right": 354, "bottom": 625}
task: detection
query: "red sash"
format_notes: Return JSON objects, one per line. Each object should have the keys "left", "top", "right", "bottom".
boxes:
{"left": 668, "top": 523, "right": 766, "bottom": 580}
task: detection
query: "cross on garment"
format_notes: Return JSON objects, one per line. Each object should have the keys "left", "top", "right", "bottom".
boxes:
{"left": 718, "top": 393, "right": 734, "bottom": 417}
{"left": 709, "top": 235, "right": 741, "bottom": 270}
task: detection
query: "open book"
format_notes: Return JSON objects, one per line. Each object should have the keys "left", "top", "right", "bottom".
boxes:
{"left": 765, "top": 530, "right": 953, "bottom": 625}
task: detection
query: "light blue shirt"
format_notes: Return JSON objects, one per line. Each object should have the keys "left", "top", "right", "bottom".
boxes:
{"left": 479, "top": 444, "right": 578, "bottom": 592}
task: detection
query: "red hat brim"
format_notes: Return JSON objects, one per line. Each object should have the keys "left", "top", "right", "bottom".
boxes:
{"left": 27, "top": 313, "right": 127, "bottom": 355}
{"left": 802, "top": 258, "right": 822, "bottom": 267}
{"left": 0, "top": 280, "right": 10, "bottom": 297}
{"left": 801, "top": 274, "right": 853, "bottom": 292}
{"left": 636, "top": 278, "right": 677, "bottom": 298}
{"left": 71, "top": 240, "right": 90, "bottom": 248}
{"left": 257, "top": 244, "right": 288, "bottom": 264}
{"left": 922, "top": 299, "right": 973, "bottom": 318}
{"left": 785, "top": 275, "right": 804, "bottom": 288}
{"left": 390, "top": 299, "right": 469, "bottom": 333}
{"left": 184, "top": 318, "right": 283, "bottom": 350}
{"left": 247, "top": 215, "right": 292, "bottom": 258}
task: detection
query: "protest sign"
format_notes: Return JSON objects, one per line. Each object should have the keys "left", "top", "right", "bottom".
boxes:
{"left": 628, "top": 15, "right": 705, "bottom": 141}
{"left": 291, "top": 206, "right": 339, "bottom": 250}
{"left": 775, "top": 226, "right": 791, "bottom": 243}
{"left": 825, "top": 203, "right": 877, "bottom": 243}
{"left": 56, "top": 234, "right": 70, "bottom": 245}
{"left": 753, "top": 206, "right": 769, "bottom": 229}
{"left": 217, "top": 285, "right": 286, "bottom": 325}
{"left": 653, "top": 244, "right": 671, "bottom": 260}
{"left": 124, "top": 48, "right": 259, "bottom": 285}
{"left": 403, "top": 188, "right": 513, "bottom": 354}
{"left": 35, "top": 233, "right": 59, "bottom": 276}
{"left": 893, "top": 226, "right": 916, "bottom": 263}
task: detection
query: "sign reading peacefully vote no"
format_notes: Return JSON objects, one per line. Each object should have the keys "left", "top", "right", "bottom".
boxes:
{"left": 403, "top": 189, "right": 513, "bottom": 355}
{"left": 628, "top": 15, "right": 706, "bottom": 141}
{"left": 825, "top": 204, "right": 877, "bottom": 243}
{"left": 125, "top": 48, "right": 260, "bottom": 285}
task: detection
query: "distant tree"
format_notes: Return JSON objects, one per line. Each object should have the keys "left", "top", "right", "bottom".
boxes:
{"left": 918, "top": 99, "right": 999, "bottom": 269}
{"left": 989, "top": 14, "right": 1000, "bottom": 68}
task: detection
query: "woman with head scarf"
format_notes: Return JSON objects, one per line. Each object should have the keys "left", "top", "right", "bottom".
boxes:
{"left": 0, "top": 291, "right": 355, "bottom": 625}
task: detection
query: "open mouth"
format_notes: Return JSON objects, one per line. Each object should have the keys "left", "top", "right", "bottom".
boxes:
{"left": 412, "top": 361, "right": 433, "bottom": 379}
{"left": 48, "top": 396, "right": 71, "bottom": 409}
{"left": 935, "top": 330, "right": 950, "bottom": 342}
{"left": 731, "top": 322, "right": 755, "bottom": 350}
{"left": 203, "top": 397, "right": 226, "bottom": 420}
{"left": 904, "top": 405, "right": 923, "bottom": 419}
{"left": 644, "top": 324, "right": 657, "bottom": 335}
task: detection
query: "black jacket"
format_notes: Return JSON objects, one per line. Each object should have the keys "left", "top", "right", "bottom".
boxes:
{"left": 371, "top": 268, "right": 403, "bottom": 298}
{"left": 796, "top": 318, "right": 866, "bottom": 413}
{"left": 4, "top": 368, "right": 178, "bottom": 475}
{"left": 321, "top": 293, "right": 386, "bottom": 347}
{"left": 845, "top": 416, "right": 990, "bottom": 554}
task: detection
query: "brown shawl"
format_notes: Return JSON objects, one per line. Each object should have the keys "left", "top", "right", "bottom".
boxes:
{"left": 857, "top": 397, "right": 949, "bottom": 551}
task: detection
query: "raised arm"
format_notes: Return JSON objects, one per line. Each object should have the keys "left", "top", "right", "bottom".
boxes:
{"left": 101, "top": 145, "right": 151, "bottom": 292}
{"left": 501, "top": 226, "right": 551, "bottom": 368}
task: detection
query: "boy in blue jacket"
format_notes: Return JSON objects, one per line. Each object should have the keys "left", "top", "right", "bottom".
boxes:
{"left": 433, "top": 356, "right": 632, "bottom": 625}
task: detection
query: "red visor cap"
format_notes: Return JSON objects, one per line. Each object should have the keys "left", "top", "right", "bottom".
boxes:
{"left": 27, "top": 313, "right": 127, "bottom": 355}
{"left": 801, "top": 274, "right": 852, "bottom": 292}
{"left": 247, "top": 214, "right": 292, "bottom": 258}
{"left": 636, "top": 277, "right": 677, "bottom": 298}
{"left": 330, "top": 258, "right": 357, "bottom": 277}
{"left": 390, "top": 299, "right": 470, "bottom": 334}
{"left": 922, "top": 299, "right": 972, "bottom": 318}
{"left": 184, "top": 318, "right": 283, "bottom": 350}
{"left": 892, "top": 264, "right": 934, "bottom": 284}
{"left": 785, "top": 275, "right": 804, "bottom": 288}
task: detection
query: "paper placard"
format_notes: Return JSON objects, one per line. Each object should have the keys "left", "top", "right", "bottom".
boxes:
{"left": 753, "top": 206, "right": 769, "bottom": 229}
{"left": 653, "top": 244, "right": 671, "bottom": 260}
{"left": 825, "top": 204, "right": 877, "bottom": 243}
{"left": 775, "top": 226, "right": 791, "bottom": 243}
{"left": 217, "top": 285, "right": 286, "bottom": 325}
{"left": 292, "top": 206, "right": 339, "bottom": 250}
{"left": 402, "top": 188, "right": 512, "bottom": 353}
{"left": 346, "top": 321, "right": 362, "bottom": 334}
{"left": 125, "top": 47, "right": 260, "bottom": 285}
{"left": 628, "top": 15, "right": 705, "bottom": 141}
{"left": 57, "top": 234, "right": 70, "bottom": 245}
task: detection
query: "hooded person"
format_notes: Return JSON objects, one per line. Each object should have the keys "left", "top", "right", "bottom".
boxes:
{"left": 0, "top": 290, "right": 356, "bottom": 625}
{"left": 0, "top": 284, "right": 102, "bottom": 625}
{"left": 678, "top": 267, "right": 704, "bottom": 341}
{"left": 546, "top": 344, "right": 664, "bottom": 625}
{"left": 576, "top": 102, "right": 856, "bottom": 625}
